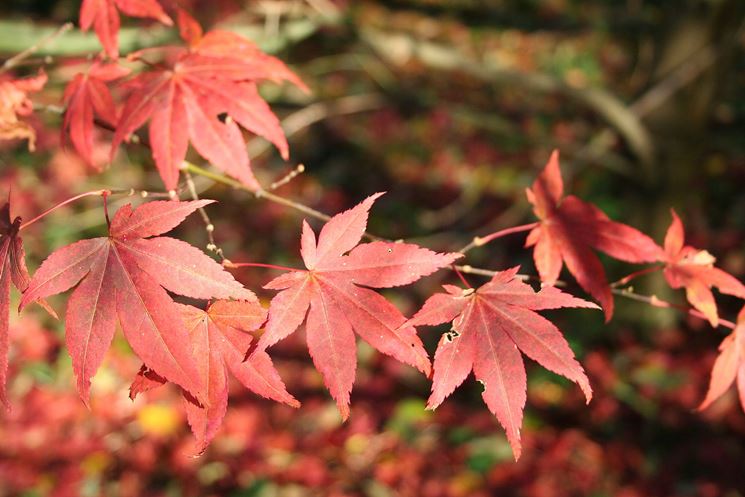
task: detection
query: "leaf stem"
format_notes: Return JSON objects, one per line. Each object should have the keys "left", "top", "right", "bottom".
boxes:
{"left": 102, "top": 191, "right": 111, "bottom": 229}
{"left": 20, "top": 189, "right": 110, "bottom": 230}
{"left": 451, "top": 265, "right": 472, "bottom": 288}
{"left": 223, "top": 261, "right": 301, "bottom": 272}
{"left": 182, "top": 161, "right": 385, "bottom": 240}
{"left": 458, "top": 222, "right": 538, "bottom": 253}
{"left": 612, "top": 288, "right": 736, "bottom": 330}
{"left": 611, "top": 265, "right": 664, "bottom": 287}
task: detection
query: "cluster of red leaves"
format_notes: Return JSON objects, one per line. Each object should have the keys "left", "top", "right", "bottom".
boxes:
{"left": 1, "top": 194, "right": 459, "bottom": 452}
{"left": 521, "top": 152, "right": 745, "bottom": 426}
{"left": 525, "top": 152, "right": 745, "bottom": 329}
{"left": 1, "top": 151, "right": 743, "bottom": 458}
{"left": 0, "top": 0, "right": 744, "bottom": 460}
{"left": 130, "top": 299, "right": 299, "bottom": 453}
{"left": 63, "top": 6, "right": 307, "bottom": 190}
{"left": 0, "top": 71, "right": 47, "bottom": 151}
{"left": 19, "top": 200, "right": 259, "bottom": 405}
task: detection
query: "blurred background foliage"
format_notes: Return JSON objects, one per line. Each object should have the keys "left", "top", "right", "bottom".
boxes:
{"left": 1, "top": 0, "right": 745, "bottom": 496}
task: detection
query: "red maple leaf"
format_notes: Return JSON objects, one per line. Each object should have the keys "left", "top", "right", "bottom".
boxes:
{"left": 699, "top": 306, "right": 745, "bottom": 412}
{"left": 111, "top": 29, "right": 307, "bottom": 191}
{"left": 130, "top": 299, "right": 298, "bottom": 452}
{"left": 258, "top": 193, "right": 461, "bottom": 419}
{"left": 0, "top": 202, "right": 46, "bottom": 407}
{"left": 79, "top": 0, "right": 173, "bottom": 59}
{"left": 20, "top": 200, "right": 254, "bottom": 405}
{"left": 62, "top": 61, "right": 131, "bottom": 166}
{"left": 406, "top": 267, "right": 597, "bottom": 459}
{"left": 662, "top": 210, "right": 745, "bottom": 327}
{"left": 525, "top": 150, "right": 663, "bottom": 320}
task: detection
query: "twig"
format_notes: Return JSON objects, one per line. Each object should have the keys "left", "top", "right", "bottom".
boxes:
{"left": 184, "top": 161, "right": 388, "bottom": 242}
{"left": 181, "top": 166, "right": 225, "bottom": 260}
{"left": 270, "top": 164, "right": 305, "bottom": 191}
{"left": 456, "top": 264, "right": 737, "bottom": 330}
{"left": 613, "top": 287, "right": 736, "bottom": 330}
{"left": 0, "top": 22, "right": 73, "bottom": 74}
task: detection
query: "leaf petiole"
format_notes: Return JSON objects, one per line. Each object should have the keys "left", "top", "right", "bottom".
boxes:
{"left": 223, "top": 261, "right": 301, "bottom": 272}
{"left": 459, "top": 222, "right": 539, "bottom": 253}
{"left": 19, "top": 189, "right": 111, "bottom": 230}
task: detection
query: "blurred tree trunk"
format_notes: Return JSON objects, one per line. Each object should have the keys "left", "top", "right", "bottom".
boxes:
{"left": 642, "top": 0, "right": 744, "bottom": 325}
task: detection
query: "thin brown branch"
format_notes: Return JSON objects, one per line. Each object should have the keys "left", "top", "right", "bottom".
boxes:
{"left": 269, "top": 164, "right": 305, "bottom": 191}
{"left": 182, "top": 167, "right": 225, "bottom": 260}
{"left": 182, "top": 161, "right": 387, "bottom": 241}
{"left": 0, "top": 22, "right": 73, "bottom": 74}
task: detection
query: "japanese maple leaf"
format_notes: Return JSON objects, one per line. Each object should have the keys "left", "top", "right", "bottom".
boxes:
{"left": 699, "top": 307, "right": 745, "bottom": 412}
{"left": 662, "top": 210, "right": 745, "bottom": 327}
{"left": 0, "top": 70, "right": 47, "bottom": 151}
{"left": 62, "top": 61, "right": 130, "bottom": 166}
{"left": 406, "top": 267, "right": 597, "bottom": 459}
{"left": 79, "top": 0, "right": 172, "bottom": 59}
{"left": 0, "top": 201, "right": 47, "bottom": 408}
{"left": 130, "top": 299, "right": 298, "bottom": 452}
{"left": 20, "top": 200, "right": 254, "bottom": 405}
{"left": 259, "top": 193, "right": 461, "bottom": 419}
{"left": 111, "top": 29, "right": 307, "bottom": 191}
{"left": 525, "top": 150, "right": 663, "bottom": 320}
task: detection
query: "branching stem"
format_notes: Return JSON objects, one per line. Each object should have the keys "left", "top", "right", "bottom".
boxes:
{"left": 457, "top": 264, "right": 737, "bottom": 330}
{"left": 182, "top": 167, "right": 225, "bottom": 260}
